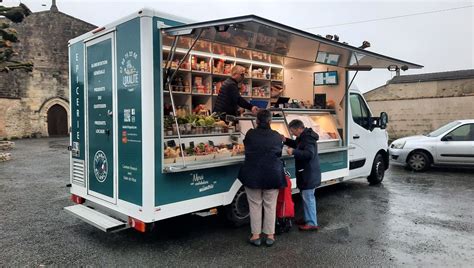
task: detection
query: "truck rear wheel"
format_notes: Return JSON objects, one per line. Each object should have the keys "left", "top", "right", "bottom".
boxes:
{"left": 224, "top": 187, "right": 249, "bottom": 227}
{"left": 367, "top": 154, "right": 385, "bottom": 185}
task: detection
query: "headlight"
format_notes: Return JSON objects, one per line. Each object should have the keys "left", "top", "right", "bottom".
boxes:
{"left": 391, "top": 140, "right": 406, "bottom": 149}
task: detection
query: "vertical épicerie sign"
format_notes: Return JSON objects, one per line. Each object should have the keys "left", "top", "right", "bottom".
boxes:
{"left": 117, "top": 18, "right": 143, "bottom": 206}
{"left": 70, "top": 43, "right": 85, "bottom": 160}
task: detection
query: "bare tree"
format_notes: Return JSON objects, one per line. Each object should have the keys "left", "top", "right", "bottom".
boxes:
{"left": 0, "top": 3, "right": 33, "bottom": 72}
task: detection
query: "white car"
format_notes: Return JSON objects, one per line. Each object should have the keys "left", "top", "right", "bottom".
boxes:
{"left": 389, "top": 120, "right": 474, "bottom": 171}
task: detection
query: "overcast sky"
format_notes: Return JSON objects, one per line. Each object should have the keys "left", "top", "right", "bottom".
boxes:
{"left": 4, "top": 0, "right": 473, "bottom": 92}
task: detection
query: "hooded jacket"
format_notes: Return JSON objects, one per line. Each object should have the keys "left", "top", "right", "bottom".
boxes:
{"left": 284, "top": 128, "right": 321, "bottom": 189}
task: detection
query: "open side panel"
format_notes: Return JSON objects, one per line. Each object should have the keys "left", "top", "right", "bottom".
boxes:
{"left": 162, "top": 15, "right": 423, "bottom": 70}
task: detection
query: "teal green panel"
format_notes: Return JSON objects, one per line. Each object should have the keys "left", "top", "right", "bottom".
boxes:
{"left": 87, "top": 39, "right": 114, "bottom": 198}
{"left": 70, "top": 42, "right": 85, "bottom": 160}
{"left": 156, "top": 165, "right": 241, "bottom": 206}
{"left": 116, "top": 18, "right": 143, "bottom": 206}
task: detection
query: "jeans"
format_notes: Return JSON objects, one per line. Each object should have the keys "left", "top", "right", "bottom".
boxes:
{"left": 301, "top": 188, "right": 318, "bottom": 226}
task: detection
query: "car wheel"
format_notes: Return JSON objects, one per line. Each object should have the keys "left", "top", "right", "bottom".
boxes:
{"left": 224, "top": 187, "right": 249, "bottom": 227}
{"left": 368, "top": 153, "right": 385, "bottom": 185}
{"left": 407, "top": 151, "right": 431, "bottom": 172}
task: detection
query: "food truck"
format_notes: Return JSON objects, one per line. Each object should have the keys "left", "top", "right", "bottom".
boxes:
{"left": 65, "top": 9, "right": 422, "bottom": 232}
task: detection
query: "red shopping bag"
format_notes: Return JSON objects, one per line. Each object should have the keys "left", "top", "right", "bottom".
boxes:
{"left": 276, "top": 173, "right": 294, "bottom": 218}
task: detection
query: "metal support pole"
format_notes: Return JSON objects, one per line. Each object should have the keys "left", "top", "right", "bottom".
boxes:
{"left": 165, "top": 29, "right": 204, "bottom": 170}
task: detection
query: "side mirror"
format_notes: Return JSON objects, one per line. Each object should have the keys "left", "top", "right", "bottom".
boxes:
{"left": 378, "top": 112, "right": 388, "bottom": 129}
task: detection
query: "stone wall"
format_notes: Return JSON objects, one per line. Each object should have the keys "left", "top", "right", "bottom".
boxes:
{"left": 365, "top": 78, "right": 474, "bottom": 140}
{"left": 0, "top": 10, "right": 95, "bottom": 139}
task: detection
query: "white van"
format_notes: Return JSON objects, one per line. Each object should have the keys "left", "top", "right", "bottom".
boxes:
{"left": 346, "top": 89, "right": 389, "bottom": 185}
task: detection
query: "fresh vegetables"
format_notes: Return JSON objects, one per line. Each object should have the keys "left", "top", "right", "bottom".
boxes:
{"left": 170, "top": 114, "right": 223, "bottom": 128}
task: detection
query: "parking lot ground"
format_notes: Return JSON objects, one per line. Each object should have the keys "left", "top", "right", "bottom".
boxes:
{"left": 0, "top": 138, "right": 473, "bottom": 266}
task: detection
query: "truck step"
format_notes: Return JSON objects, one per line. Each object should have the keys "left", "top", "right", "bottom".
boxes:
{"left": 64, "top": 204, "right": 128, "bottom": 232}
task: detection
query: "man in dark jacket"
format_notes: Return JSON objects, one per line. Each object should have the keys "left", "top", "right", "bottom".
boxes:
{"left": 283, "top": 119, "right": 321, "bottom": 231}
{"left": 239, "top": 109, "right": 286, "bottom": 246}
{"left": 213, "top": 65, "right": 258, "bottom": 117}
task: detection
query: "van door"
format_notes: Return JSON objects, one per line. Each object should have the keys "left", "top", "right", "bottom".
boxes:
{"left": 86, "top": 33, "right": 117, "bottom": 204}
{"left": 348, "top": 93, "right": 373, "bottom": 178}
{"left": 436, "top": 123, "right": 474, "bottom": 164}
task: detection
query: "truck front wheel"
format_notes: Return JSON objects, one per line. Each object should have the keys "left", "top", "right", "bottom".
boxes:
{"left": 224, "top": 187, "right": 250, "bottom": 227}
{"left": 367, "top": 154, "right": 385, "bottom": 185}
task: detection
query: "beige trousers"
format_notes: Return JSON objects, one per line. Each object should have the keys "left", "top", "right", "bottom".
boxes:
{"left": 245, "top": 187, "right": 279, "bottom": 235}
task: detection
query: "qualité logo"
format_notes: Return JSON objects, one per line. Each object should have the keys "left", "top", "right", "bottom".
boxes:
{"left": 119, "top": 51, "right": 139, "bottom": 91}
{"left": 93, "top": 150, "right": 108, "bottom": 183}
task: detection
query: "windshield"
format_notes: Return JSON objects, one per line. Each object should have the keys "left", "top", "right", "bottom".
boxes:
{"left": 427, "top": 121, "right": 461, "bottom": 137}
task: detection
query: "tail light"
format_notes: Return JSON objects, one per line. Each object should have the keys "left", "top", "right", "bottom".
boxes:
{"left": 128, "top": 217, "right": 146, "bottom": 233}
{"left": 71, "top": 194, "right": 85, "bottom": 204}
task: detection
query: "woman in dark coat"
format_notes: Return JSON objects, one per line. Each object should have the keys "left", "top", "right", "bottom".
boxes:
{"left": 238, "top": 109, "right": 286, "bottom": 247}
{"left": 283, "top": 119, "right": 321, "bottom": 231}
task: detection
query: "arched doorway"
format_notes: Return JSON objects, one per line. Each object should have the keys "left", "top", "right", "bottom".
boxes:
{"left": 47, "top": 104, "right": 68, "bottom": 136}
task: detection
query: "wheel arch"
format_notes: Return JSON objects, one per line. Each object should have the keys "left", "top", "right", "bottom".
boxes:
{"left": 376, "top": 149, "right": 389, "bottom": 170}
{"left": 406, "top": 148, "right": 434, "bottom": 164}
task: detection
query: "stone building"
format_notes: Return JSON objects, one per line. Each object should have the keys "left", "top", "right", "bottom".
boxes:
{"left": 364, "top": 69, "right": 474, "bottom": 139}
{"left": 0, "top": 1, "right": 95, "bottom": 139}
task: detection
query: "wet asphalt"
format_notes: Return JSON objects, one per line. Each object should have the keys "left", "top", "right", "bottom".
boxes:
{"left": 0, "top": 138, "right": 473, "bottom": 266}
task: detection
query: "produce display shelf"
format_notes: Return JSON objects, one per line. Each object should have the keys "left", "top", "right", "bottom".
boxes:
{"left": 191, "top": 70, "right": 211, "bottom": 75}
{"left": 163, "top": 133, "right": 238, "bottom": 139}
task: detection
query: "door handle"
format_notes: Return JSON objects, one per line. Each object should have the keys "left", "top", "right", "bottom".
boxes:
{"left": 353, "top": 134, "right": 360, "bottom": 139}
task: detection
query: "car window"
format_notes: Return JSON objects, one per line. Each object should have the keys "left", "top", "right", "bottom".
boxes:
{"left": 444, "top": 124, "right": 473, "bottom": 141}
{"left": 350, "top": 93, "right": 370, "bottom": 130}
{"left": 428, "top": 121, "right": 461, "bottom": 137}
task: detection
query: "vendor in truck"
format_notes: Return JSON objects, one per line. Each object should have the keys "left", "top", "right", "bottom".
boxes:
{"left": 214, "top": 65, "right": 258, "bottom": 118}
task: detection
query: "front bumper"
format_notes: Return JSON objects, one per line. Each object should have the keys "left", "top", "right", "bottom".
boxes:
{"left": 388, "top": 147, "right": 411, "bottom": 165}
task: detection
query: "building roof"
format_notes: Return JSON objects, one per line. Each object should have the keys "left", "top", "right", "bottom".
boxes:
{"left": 389, "top": 69, "right": 474, "bottom": 84}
